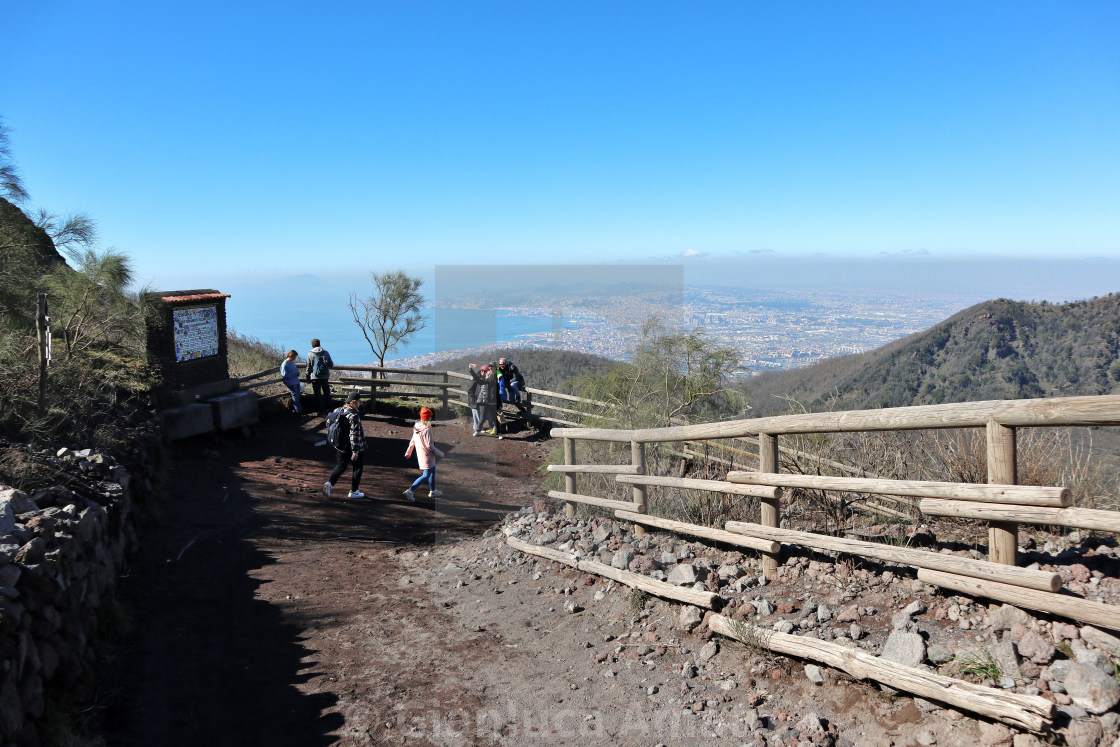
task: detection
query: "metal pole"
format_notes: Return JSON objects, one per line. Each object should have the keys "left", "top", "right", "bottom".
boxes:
{"left": 36, "top": 293, "right": 48, "bottom": 411}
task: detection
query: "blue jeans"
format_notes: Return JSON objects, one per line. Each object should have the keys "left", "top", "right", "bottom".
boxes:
{"left": 479, "top": 404, "right": 497, "bottom": 431}
{"left": 471, "top": 407, "right": 483, "bottom": 433}
{"left": 285, "top": 382, "right": 303, "bottom": 414}
{"left": 508, "top": 381, "right": 521, "bottom": 402}
{"left": 410, "top": 467, "right": 436, "bottom": 492}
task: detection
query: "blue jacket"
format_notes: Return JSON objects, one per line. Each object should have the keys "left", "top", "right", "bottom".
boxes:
{"left": 281, "top": 359, "right": 301, "bottom": 387}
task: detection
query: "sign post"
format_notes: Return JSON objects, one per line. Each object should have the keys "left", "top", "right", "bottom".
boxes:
{"left": 36, "top": 293, "right": 49, "bottom": 411}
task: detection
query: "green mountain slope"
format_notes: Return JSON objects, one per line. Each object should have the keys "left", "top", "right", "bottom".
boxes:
{"left": 739, "top": 295, "right": 1120, "bottom": 416}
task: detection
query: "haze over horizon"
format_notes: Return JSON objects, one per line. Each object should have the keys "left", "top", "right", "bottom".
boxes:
{"left": 2, "top": 1, "right": 1118, "bottom": 299}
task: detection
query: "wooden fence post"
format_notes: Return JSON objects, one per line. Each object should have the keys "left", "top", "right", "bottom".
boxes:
{"left": 563, "top": 437, "right": 576, "bottom": 519}
{"left": 759, "top": 432, "right": 780, "bottom": 579}
{"left": 441, "top": 372, "right": 449, "bottom": 411}
{"left": 987, "top": 420, "right": 1018, "bottom": 566}
{"left": 631, "top": 440, "right": 647, "bottom": 538}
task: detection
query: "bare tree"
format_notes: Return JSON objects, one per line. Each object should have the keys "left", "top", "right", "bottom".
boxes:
{"left": 348, "top": 270, "right": 426, "bottom": 372}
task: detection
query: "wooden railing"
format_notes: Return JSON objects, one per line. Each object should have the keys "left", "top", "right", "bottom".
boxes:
{"left": 549, "top": 394, "right": 1120, "bottom": 631}
{"left": 235, "top": 363, "right": 610, "bottom": 427}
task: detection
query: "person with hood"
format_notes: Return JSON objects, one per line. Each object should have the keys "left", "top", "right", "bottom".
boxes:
{"left": 404, "top": 407, "right": 445, "bottom": 501}
{"left": 305, "top": 338, "right": 335, "bottom": 417}
{"left": 324, "top": 392, "right": 366, "bottom": 499}
{"left": 280, "top": 349, "right": 304, "bottom": 415}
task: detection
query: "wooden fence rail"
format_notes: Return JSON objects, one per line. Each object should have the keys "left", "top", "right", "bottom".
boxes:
{"left": 709, "top": 615, "right": 1054, "bottom": 731}
{"left": 726, "top": 471, "right": 1071, "bottom": 507}
{"left": 553, "top": 394, "right": 1120, "bottom": 442}
{"left": 235, "top": 361, "right": 1120, "bottom": 643}
{"left": 541, "top": 393, "right": 1120, "bottom": 633}
{"left": 236, "top": 363, "right": 607, "bottom": 430}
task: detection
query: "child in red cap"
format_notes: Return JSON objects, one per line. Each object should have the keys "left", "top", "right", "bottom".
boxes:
{"left": 404, "top": 407, "right": 445, "bottom": 501}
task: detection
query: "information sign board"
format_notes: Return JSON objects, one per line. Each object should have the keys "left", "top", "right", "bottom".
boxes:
{"left": 173, "top": 305, "right": 220, "bottom": 362}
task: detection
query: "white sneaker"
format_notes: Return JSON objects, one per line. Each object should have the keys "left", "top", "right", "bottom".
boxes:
{"left": 472, "top": 431, "right": 480, "bottom": 437}
{"left": 403, "top": 489, "right": 415, "bottom": 502}
{"left": 348, "top": 490, "right": 365, "bottom": 499}
{"left": 323, "top": 481, "right": 331, "bottom": 497}
{"left": 497, "top": 435, "right": 504, "bottom": 440}
{"left": 429, "top": 489, "right": 443, "bottom": 498}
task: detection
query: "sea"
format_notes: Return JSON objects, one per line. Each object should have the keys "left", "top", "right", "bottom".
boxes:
{"left": 214, "top": 256, "right": 1120, "bottom": 370}
{"left": 224, "top": 276, "right": 563, "bottom": 366}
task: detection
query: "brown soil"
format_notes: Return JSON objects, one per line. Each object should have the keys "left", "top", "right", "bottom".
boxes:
{"left": 96, "top": 408, "right": 999, "bottom": 746}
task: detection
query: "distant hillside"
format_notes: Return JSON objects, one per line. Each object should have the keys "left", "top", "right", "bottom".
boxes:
{"left": 738, "top": 295, "right": 1120, "bottom": 416}
{"left": 0, "top": 197, "right": 65, "bottom": 267}
{"left": 422, "top": 348, "right": 619, "bottom": 394}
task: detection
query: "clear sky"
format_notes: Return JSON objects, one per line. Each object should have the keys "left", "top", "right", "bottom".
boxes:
{"left": 2, "top": 1, "right": 1118, "bottom": 292}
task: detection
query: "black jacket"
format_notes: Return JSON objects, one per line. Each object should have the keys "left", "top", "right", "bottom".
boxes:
{"left": 469, "top": 367, "right": 498, "bottom": 406}
{"left": 335, "top": 406, "right": 365, "bottom": 452}
{"left": 498, "top": 362, "right": 524, "bottom": 387}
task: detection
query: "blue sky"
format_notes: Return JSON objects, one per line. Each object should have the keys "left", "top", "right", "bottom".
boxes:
{"left": 2, "top": 1, "right": 1118, "bottom": 293}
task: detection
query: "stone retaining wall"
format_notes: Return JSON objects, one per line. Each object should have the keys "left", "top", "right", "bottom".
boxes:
{"left": 0, "top": 423, "right": 162, "bottom": 745}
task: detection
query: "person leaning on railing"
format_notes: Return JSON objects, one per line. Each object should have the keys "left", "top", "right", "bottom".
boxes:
{"left": 280, "top": 350, "right": 304, "bottom": 416}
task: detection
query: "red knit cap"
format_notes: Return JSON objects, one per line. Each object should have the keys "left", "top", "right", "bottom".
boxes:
{"left": 420, "top": 407, "right": 433, "bottom": 420}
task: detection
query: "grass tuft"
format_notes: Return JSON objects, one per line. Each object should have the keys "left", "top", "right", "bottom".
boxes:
{"left": 953, "top": 648, "right": 1002, "bottom": 682}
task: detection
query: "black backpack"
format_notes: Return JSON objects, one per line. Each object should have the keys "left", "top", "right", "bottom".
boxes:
{"left": 325, "top": 407, "right": 347, "bottom": 449}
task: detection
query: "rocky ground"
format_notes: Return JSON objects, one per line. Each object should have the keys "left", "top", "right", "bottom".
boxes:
{"left": 88, "top": 405, "right": 1120, "bottom": 746}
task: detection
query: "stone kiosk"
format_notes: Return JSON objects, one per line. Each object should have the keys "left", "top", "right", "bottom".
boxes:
{"left": 143, "top": 289, "right": 258, "bottom": 440}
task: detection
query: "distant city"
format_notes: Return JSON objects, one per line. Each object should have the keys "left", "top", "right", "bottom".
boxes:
{"left": 389, "top": 286, "right": 987, "bottom": 376}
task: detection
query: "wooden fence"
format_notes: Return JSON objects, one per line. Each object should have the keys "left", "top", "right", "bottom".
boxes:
{"left": 548, "top": 394, "right": 1120, "bottom": 631}
{"left": 235, "top": 363, "right": 610, "bottom": 427}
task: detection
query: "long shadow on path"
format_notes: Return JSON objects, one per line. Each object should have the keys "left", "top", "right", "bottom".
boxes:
{"left": 99, "top": 411, "right": 538, "bottom": 746}
{"left": 100, "top": 437, "right": 343, "bottom": 746}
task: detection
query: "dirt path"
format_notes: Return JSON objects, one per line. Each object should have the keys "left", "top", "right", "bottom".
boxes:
{"left": 96, "top": 408, "right": 1017, "bottom": 746}
{"left": 98, "top": 409, "right": 548, "bottom": 746}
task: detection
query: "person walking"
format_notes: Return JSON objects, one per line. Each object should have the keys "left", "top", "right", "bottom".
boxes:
{"left": 324, "top": 393, "right": 366, "bottom": 499}
{"left": 305, "top": 338, "right": 335, "bottom": 417}
{"left": 280, "top": 349, "right": 304, "bottom": 415}
{"left": 403, "top": 407, "right": 445, "bottom": 501}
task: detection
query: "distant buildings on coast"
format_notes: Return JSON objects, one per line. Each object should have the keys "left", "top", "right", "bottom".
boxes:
{"left": 389, "top": 287, "right": 983, "bottom": 377}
